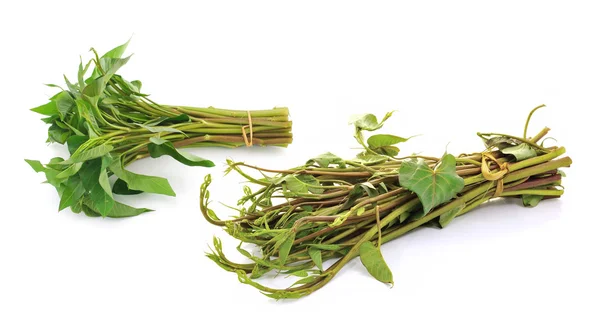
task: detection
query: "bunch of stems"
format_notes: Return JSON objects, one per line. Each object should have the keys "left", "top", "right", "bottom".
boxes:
{"left": 27, "top": 40, "right": 291, "bottom": 217}
{"left": 201, "top": 113, "right": 570, "bottom": 299}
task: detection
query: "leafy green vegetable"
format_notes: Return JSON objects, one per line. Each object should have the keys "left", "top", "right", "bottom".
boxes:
{"left": 27, "top": 41, "right": 292, "bottom": 218}
{"left": 200, "top": 108, "right": 570, "bottom": 299}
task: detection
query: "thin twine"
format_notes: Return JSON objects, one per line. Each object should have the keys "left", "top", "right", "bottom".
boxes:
{"left": 481, "top": 153, "right": 509, "bottom": 197}
{"left": 241, "top": 111, "right": 253, "bottom": 147}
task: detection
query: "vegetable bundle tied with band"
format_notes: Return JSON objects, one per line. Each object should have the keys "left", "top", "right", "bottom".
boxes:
{"left": 201, "top": 105, "right": 571, "bottom": 299}
{"left": 25, "top": 41, "right": 292, "bottom": 217}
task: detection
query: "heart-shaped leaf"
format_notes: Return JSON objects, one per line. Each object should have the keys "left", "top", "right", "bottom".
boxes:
{"left": 398, "top": 154, "right": 464, "bottom": 214}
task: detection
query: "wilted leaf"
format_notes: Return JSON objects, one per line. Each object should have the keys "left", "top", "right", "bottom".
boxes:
{"left": 349, "top": 112, "right": 394, "bottom": 131}
{"left": 502, "top": 143, "right": 537, "bottom": 161}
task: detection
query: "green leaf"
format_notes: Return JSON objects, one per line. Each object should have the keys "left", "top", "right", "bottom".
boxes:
{"left": 63, "top": 74, "right": 79, "bottom": 94}
{"left": 82, "top": 76, "right": 105, "bottom": 105}
{"left": 130, "top": 80, "right": 142, "bottom": 92}
{"left": 83, "top": 198, "right": 152, "bottom": 218}
{"left": 338, "top": 185, "right": 365, "bottom": 212}
{"left": 148, "top": 137, "right": 215, "bottom": 167}
{"left": 78, "top": 59, "right": 92, "bottom": 88}
{"left": 501, "top": 143, "right": 537, "bottom": 161}
{"left": 373, "top": 145, "right": 400, "bottom": 157}
{"left": 359, "top": 242, "right": 394, "bottom": 284}
{"left": 81, "top": 203, "right": 101, "bottom": 217}
{"left": 75, "top": 100, "right": 100, "bottom": 136}
{"left": 483, "top": 136, "right": 520, "bottom": 150}
{"left": 79, "top": 159, "right": 102, "bottom": 190}
{"left": 367, "top": 134, "right": 408, "bottom": 148}
{"left": 307, "top": 244, "right": 342, "bottom": 251}
{"left": 47, "top": 123, "right": 70, "bottom": 144}
{"left": 306, "top": 152, "right": 346, "bottom": 168}
{"left": 353, "top": 151, "right": 388, "bottom": 164}
{"left": 558, "top": 170, "right": 567, "bottom": 177}
{"left": 31, "top": 101, "right": 58, "bottom": 116}
{"left": 308, "top": 247, "right": 323, "bottom": 271}
{"left": 438, "top": 204, "right": 465, "bottom": 228}
{"left": 349, "top": 112, "right": 394, "bottom": 131}
{"left": 98, "top": 168, "right": 113, "bottom": 199}
{"left": 66, "top": 135, "right": 88, "bottom": 154}
{"left": 90, "top": 182, "right": 114, "bottom": 217}
{"left": 70, "top": 144, "right": 114, "bottom": 163}
{"left": 359, "top": 182, "right": 379, "bottom": 198}
{"left": 279, "top": 233, "right": 295, "bottom": 265}
{"left": 101, "top": 39, "right": 130, "bottom": 59}
{"left": 522, "top": 194, "right": 543, "bottom": 207}
{"left": 138, "top": 124, "right": 184, "bottom": 134}
{"left": 109, "top": 161, "right": 175, "bottom": 196}
{"left": 55, "top": 162, "right": 83, "bottom": 179}
{"left": 25, "top": 159, "right": 45, "bottom": 173}
{"left": 41, "top": 114, "right": 59, "bottom": 124}
{"left": 291, "top": 275, "right": 319, "bottom": 287}
{"left": 54, "top": 91, "right": 75, "bottom": 119}
{"left": 100, "top": 55, "right": 131, "bottom": 79}
{"left": 43, "top": 168, "right": 62, "bottom": 188}
{"left": 112, "top": 179, "right": 143, "bottom": 195}
{"left": 145, "top": 114, "right": 190, "bottom": 126}
{"left": 70, "top": 199, "right": 83, "bottom": 214}
{"left": 287, "top": 270, "right": 309, "bottom": 278}
{"left": 282, "top": 174, "right": 324, "bottom": 195}
{"left": 88, "top": 40, "right": 131, "bottom": 83}
{"left": 398, "top": 154, "right": 465, "bottom": 214}
{"left": 59, "top": 177, "right": 85, "bottom": 211}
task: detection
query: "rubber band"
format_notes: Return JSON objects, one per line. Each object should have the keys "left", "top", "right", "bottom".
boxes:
{"left": 241, "top": 111, "right": 253, "bottom": 147}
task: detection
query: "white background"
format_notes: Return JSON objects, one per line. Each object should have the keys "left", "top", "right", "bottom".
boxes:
{"left": 1, "top": 1, "right": 598, "bottom": 332}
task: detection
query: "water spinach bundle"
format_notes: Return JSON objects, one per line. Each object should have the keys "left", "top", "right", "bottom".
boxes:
{"left": 201, "top": 106, "right": 570, "bottom": 299}
{"left": 26, "top": 41, "right": 292, "bottom": 217}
